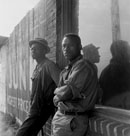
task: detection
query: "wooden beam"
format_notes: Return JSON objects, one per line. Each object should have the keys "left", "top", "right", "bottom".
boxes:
{"left": 111, "top": 0, "right": 121, "bottom": 41}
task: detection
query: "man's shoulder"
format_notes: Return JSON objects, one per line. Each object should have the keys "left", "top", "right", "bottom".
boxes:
{"left": 41, "top": 58, "right": 60, "bottom": 75}
{"left": 74, "top": 58, "right": 95, "bottom": 69}
{"left": 75, "top": 59, "right": 98, "bottom": 77}
{"left": 41, "top": 58, "right": 57, "bottom": 67}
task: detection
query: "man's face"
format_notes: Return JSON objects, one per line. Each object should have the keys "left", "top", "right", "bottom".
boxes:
{"left": 30, "top": 43, "right": 45, "bottom": 60}
{"left": 62, "top": 37, "right": 80, "bottom": 61}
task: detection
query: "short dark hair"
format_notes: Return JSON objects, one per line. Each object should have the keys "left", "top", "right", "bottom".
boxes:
{"left": 110, "top": 40, "right": 130, "bottom": 62}
{"left": 63, "top": 33, "right": 82, "bottom": 50}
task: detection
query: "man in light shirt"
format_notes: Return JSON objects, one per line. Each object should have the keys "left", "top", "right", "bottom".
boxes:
{"left": 51, "top": 34, "right": 98, "bottom": 136}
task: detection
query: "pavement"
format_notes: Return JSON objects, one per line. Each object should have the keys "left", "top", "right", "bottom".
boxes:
{"left": 0, "top": 112, "right": 19, "bottom": 136}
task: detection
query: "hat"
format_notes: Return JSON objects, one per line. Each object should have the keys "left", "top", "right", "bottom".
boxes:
{"left": 83, "top": 44, "right": 100, "bottom": 51}
{"left": 29, "top": 38, "right": 50, "bottom": 53}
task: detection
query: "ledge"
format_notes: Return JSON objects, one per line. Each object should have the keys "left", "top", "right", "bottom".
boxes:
{"left": 94, "top": 105, "right": 130, "bottom": 124}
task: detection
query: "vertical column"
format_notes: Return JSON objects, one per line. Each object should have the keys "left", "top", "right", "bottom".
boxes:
{"left": 111, "top": 0, "right": 121, "bottom": 41}
{"left": 56, "top": 0, "right": 79, "bottom": 69}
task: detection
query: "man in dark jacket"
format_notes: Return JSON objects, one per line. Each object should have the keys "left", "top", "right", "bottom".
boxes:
{"left": 15, "top": 38, "right": 60, "bottom": 136}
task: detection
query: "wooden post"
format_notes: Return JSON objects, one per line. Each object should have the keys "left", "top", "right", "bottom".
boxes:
{"left": 111, "top": 0, "right": 121, "bottom": 41}
{"left": 56, "top": 0, "right": 79, "bottom": 69}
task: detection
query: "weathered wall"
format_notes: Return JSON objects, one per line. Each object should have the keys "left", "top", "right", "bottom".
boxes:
{"left": 5, "top": 1, "right": 79, "bottom": 136}
{"left": 0, "top": 42, "right": 8, "bottom": 113}
{"left": 6, "top": 0, "right": 57, "bottom": 123}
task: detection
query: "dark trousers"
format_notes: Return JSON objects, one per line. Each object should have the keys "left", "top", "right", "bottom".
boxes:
{"left": 15, "top": 107, "right": 54, "bottom": 136}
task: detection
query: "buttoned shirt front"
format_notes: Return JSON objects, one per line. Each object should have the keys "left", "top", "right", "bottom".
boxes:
{"left": 30, "top": 58, "right": 60, "bottom": 115}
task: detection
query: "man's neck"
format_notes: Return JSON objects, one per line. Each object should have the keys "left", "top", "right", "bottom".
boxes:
{"left": 36, "top": 56, "right": 46, "bottom": 64}
{"left": 69, "top": 54, "right": 82, "bottom": 64}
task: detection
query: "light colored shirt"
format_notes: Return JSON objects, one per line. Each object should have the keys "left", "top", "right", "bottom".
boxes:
{"left": 54, "top": 55, "right": 98, "bottom": 112}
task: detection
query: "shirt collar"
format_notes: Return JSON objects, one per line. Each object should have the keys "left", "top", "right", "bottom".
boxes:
{"left": 65, "top": 55, "right": 82, "bottom": 70}
{"left": 36, "top": 58, "right": 47, "bottom": 70}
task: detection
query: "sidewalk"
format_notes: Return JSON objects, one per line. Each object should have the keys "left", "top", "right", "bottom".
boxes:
{"left": 0, "top": 112, "right": 19, "bottom": 136}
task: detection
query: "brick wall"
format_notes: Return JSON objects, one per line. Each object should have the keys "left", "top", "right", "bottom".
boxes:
{"left": 42, "top": 0, "right": 79, "bottom": 135}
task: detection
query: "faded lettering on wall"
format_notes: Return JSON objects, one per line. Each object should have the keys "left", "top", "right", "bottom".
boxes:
{"left": 7, "top": 95, "right": 31, "bottom": 113}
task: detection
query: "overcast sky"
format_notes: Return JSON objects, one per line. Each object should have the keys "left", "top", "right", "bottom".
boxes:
{"left": 0, "top": 0, "right": 40, "bottom": 37}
